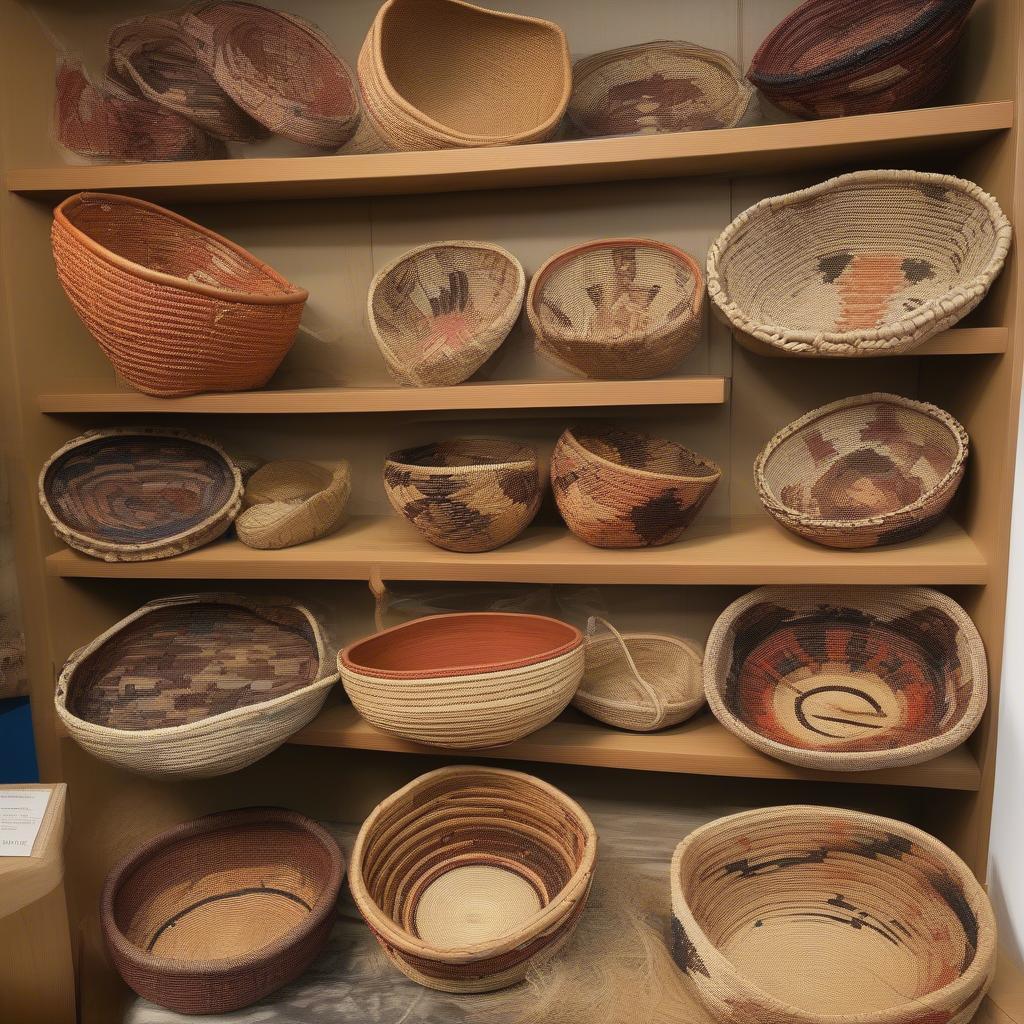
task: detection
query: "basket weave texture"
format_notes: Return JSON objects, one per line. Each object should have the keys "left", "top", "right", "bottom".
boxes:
{"left": 349, "top": 765, "right": 597, "bottom": 992}
{"left": 755, "top": 393, "right": 969, "bottom": 549}
{"left": 703, "top": 586, "right": 987, "bottom": 771}
{"left": 528, "top": 239, "right": 704, "bottom": 379}
{"left": 102, "top": 807, "right": 345, "bottom": 1014}
{"left": 340, "top": 612, "right": 583, "bottom": 748}
{"left": 707, "top": 170, "right": 1011, "bottom": 357}
{"left": 670, "top": 805, "right": 996, "bottom": 1024}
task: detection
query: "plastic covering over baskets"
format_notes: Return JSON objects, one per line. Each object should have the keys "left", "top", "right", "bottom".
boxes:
{"left": 102, "top": 807, "right": 345, "bottom": 1013}
{"left": 349, "top": 766, "right": 597, "bottom": 993}
{"left": 670, "top": 805, "right": 996, "bottom": 1024}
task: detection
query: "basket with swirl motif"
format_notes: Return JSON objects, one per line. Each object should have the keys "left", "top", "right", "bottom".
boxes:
{"left": 102, "top": 807, "right": 345, "bottom": 1013}
{"left": 670, "top": 805, "right": 996, "bottom": 1024}
{"left": 349, "top": 766, "right": 597, "bottom": 993}
{"left": 703, "top": 586, "right": 987, "bottom": 772}
{"left": 755, "top": 393, "right": 969, "bottom": 549}
{"left": 552, "top": 425, "right": 721, "bottom": 548}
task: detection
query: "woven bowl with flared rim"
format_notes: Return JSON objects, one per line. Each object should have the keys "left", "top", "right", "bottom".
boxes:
{"left": 39, "top": 428, "right": 242, "bottom": 562}
{"left": 349, "top": 765, "right": 597, "bottom": 993}
{"left": 528, "top": 239, "right": 704, "bottom": 380}
{"left": 569, "top": 41, "right": 755, "bottom": 137}
{"left": 670, "top": 805, "right": 996, "bottom": 1024}
{"left": 755, "top": 393, "right": 969, "bottom": 549}
{"left": 707, "top": 170, "right": 1011, "bottom": 357}
{"left": 369, "top": 241, "right": 526, "bottom": 387}
{"left": 102, "top": 807, "right": 344, "bottom": 1014}
{"left": 383, "top": 438, "right": 541, "bottom": 553}
{"left": 551, "top": 425, "right": 721, "bottom": 548}
{"left": 703, "top": 586, "right": 987, "bottom": 772}
{"left": 52, "top": 192, "right": 308, "bottom": 397}
{"left": 340, "top": 612, "right": 583, "bottom": 748}
{"left": 55, "top": 593, "right": 338, "bottom": 778}
{"left": 358, "top": 0, "right": 571, "bottom": 150}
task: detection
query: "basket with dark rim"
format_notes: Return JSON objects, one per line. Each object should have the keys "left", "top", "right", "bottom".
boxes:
{"left": 349, "top": 765, "right": 597, "bottom": 993}
{"left": 102, "top": 807, "right": 345, "bottom": 1014}
{"left": 39, "top": 427, "right": 242, "bottom": 562}
{"left": 670, "top": 805, "right": 996, "bottom": 1024}
{"left": 52, "top": 192, "right": 308, "bottom": 397}
{"left": 703, "top": 586, "right": 987, "bottom": 772}
{"left": 755, "top": 393, "right": 969, "bottom": 549}
{"left": 528, "top": 238, "right": 704, "bottom": 379}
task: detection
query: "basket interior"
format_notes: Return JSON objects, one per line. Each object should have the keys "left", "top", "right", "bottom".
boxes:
{"left": 388, "top": 439, "right": 533, "bottom": 471}
{"left": 584, "top": 633, "right": 700, "bottom": 709}
{"left": 244, "top": 460, "right": 335, "bottom": 505}
{"left": 572, "top": 427, "right": 719, "bottom": 480}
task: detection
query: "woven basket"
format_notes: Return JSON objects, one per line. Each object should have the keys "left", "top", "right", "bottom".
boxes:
{"left": 748, "top": 0, "right": 977, "bottom": 119}
{"left": 383, "top": 439, "right": 541, "bottom": 552}
{"left": 349, "top": 765, "right": 596, "bottom": 992}
{"left": 707, "top": 170, "right": 1011, "bottom": 357}
{"left": 340, "top": 612, "right": 583, "bottom": 748}
{"left": 368, "top": 241, "right": 525, "bottom": 387}
{"left": 358, "top": 0, "right": 571, "bottom": 150}
{"left": 569, "top": 41, "right": 755, "bottom": 137}
{"left": 236, "top": 460, "right": 351, "bottom": 550}
{"left": 182, "top": 1, "right": 360, "bottom": 149}
{"left": 703, "top": 586, "right": 987, "bottom": 771}
{"left": 102, "top": 807, "right": 344, "bottom": 1013}
{"left": 670, "top": 805, "right": 996, "bottom": 1024}
{"left": 528, "top": 239, "right": 704, "bottom": 379}
{"left": 552, "top": 425, "right": 721, "bottom": 548}
{"left": 756, "top": 393, "right": 969, "bottom": 549}
{"left": 39, "top": 428, "right": 242, "bottom": 562}
{"left": 574, "top": 616, "right": 704, "bottom": 732}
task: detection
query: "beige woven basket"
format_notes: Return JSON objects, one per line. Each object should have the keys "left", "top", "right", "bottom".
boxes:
{"left": 707, "top": 170, "right": 1012, "bottom": 356}
{"left": 340, "top": 612, "right": 583, "bottom": 748}
{"left": 671, "top": 805, "right": 996, "bottom": 1024}
{"left": 528, "top": 239, "right": 704, "bottom": 379}
{"left": 755, "top": 393, "right": 969, "bottom": 549}
{"left": 349, "top": 765, "right": 597, "bottom": 993}
{"left": 703, "top": 586, "right": 987, "bottom": 772}
{"left": 358, "top": 0, "right": 571, "bottom": 150}
{"left": 55, "top": 593, "right": 338, "bottom": 779}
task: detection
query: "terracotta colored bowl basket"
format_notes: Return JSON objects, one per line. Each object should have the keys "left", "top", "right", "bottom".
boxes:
{"left": 102, "top": 807, "right": 345, "bottom": 1014}
{"left": 358, "top": 0, "right": 571, "bottom": 150}
{"left": 52, "top": 192, "right": 308, "bottom": 397}
{"left": 349, "top": 766, "right": 597, "bottom": 993}
{"left": 383, "top": 438, "right": 542, "bottom": 552}
{"left": 707, "top": 170, "right": 1011, "bottom": 357}
{"left": 671, "top": 805, "right": 996, "bottom": 1024}
{"left": 56, "top": 593, "right": 338, "bottom": 778}
{"left": 39, "top": 428, "right": 243, "bottom": 562}
{"left": 340, "top": 612, "right": 583, "bottom": 748}
{"left": 552, "top": 425, "right": 721, "bottom": 548}
{"left": 703, "top": 586, "right": 987, "bottom": 772}
{"left": 755, "top": 393, "right": 969, "bottom": 549}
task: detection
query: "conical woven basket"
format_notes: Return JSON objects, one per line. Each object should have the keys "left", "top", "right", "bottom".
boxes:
{"left": 755, "top": 393, "right": 969, "bottom": 549}
{"left": 528, "top": 239, "right": 704, "bottom": 379}
{"left": 349, "top": 765, "right": 597, "bottom": 993}
{"left": 703, "top": 586, "right": 987, "bottom": 771}
{"left": 670, "top": 805, "right": 996, "bottom": 1024}
{"left": 707, "top": 170, "right": 1011, "bottom": 356}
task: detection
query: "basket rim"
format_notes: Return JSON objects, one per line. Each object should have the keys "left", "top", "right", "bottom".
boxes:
{"left": 384, "top": 437, "right": 538, "bottom": 474}
{"left": 54, "top": 192, "right": 310, "bottom": 306}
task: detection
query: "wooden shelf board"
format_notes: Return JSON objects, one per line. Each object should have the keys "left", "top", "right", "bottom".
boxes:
{"left": 7, "top": 101, "right": 1013, "bottom": 203}
{"left": 44, "top": 514, "right": 987, "bottom": 584}
{"left": 751, "top": 327, "right": 1008, "bottom": 358}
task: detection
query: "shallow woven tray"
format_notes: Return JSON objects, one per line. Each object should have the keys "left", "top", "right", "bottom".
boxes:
{"left": 39, "top": 428, "right": 242, "bottom": 562}
{"left": 102, "top": 807, "right": 345, "bottom": 1014}
{"left": 349, "top": 765, "right": 596, "bottom": 992}
{"left": 340, "top": 612, "right": 583, "bottom": 748}
{"left": 755, "top": 393, "right": 969, "bottom": 549}
{"left": 569, "top": 41, "right": 754, "bottom": 137}
{"left": 671, "top": 805, "right": 996, "bottom": 1023}
{"left": 707, "top": 170, "right": 1011, "bottom": 356}
{"left": 528, "top": 239, "right": 704, "bottom": 379}
{"left": 369, "top": 241, "right": 525, "bottom": 387}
